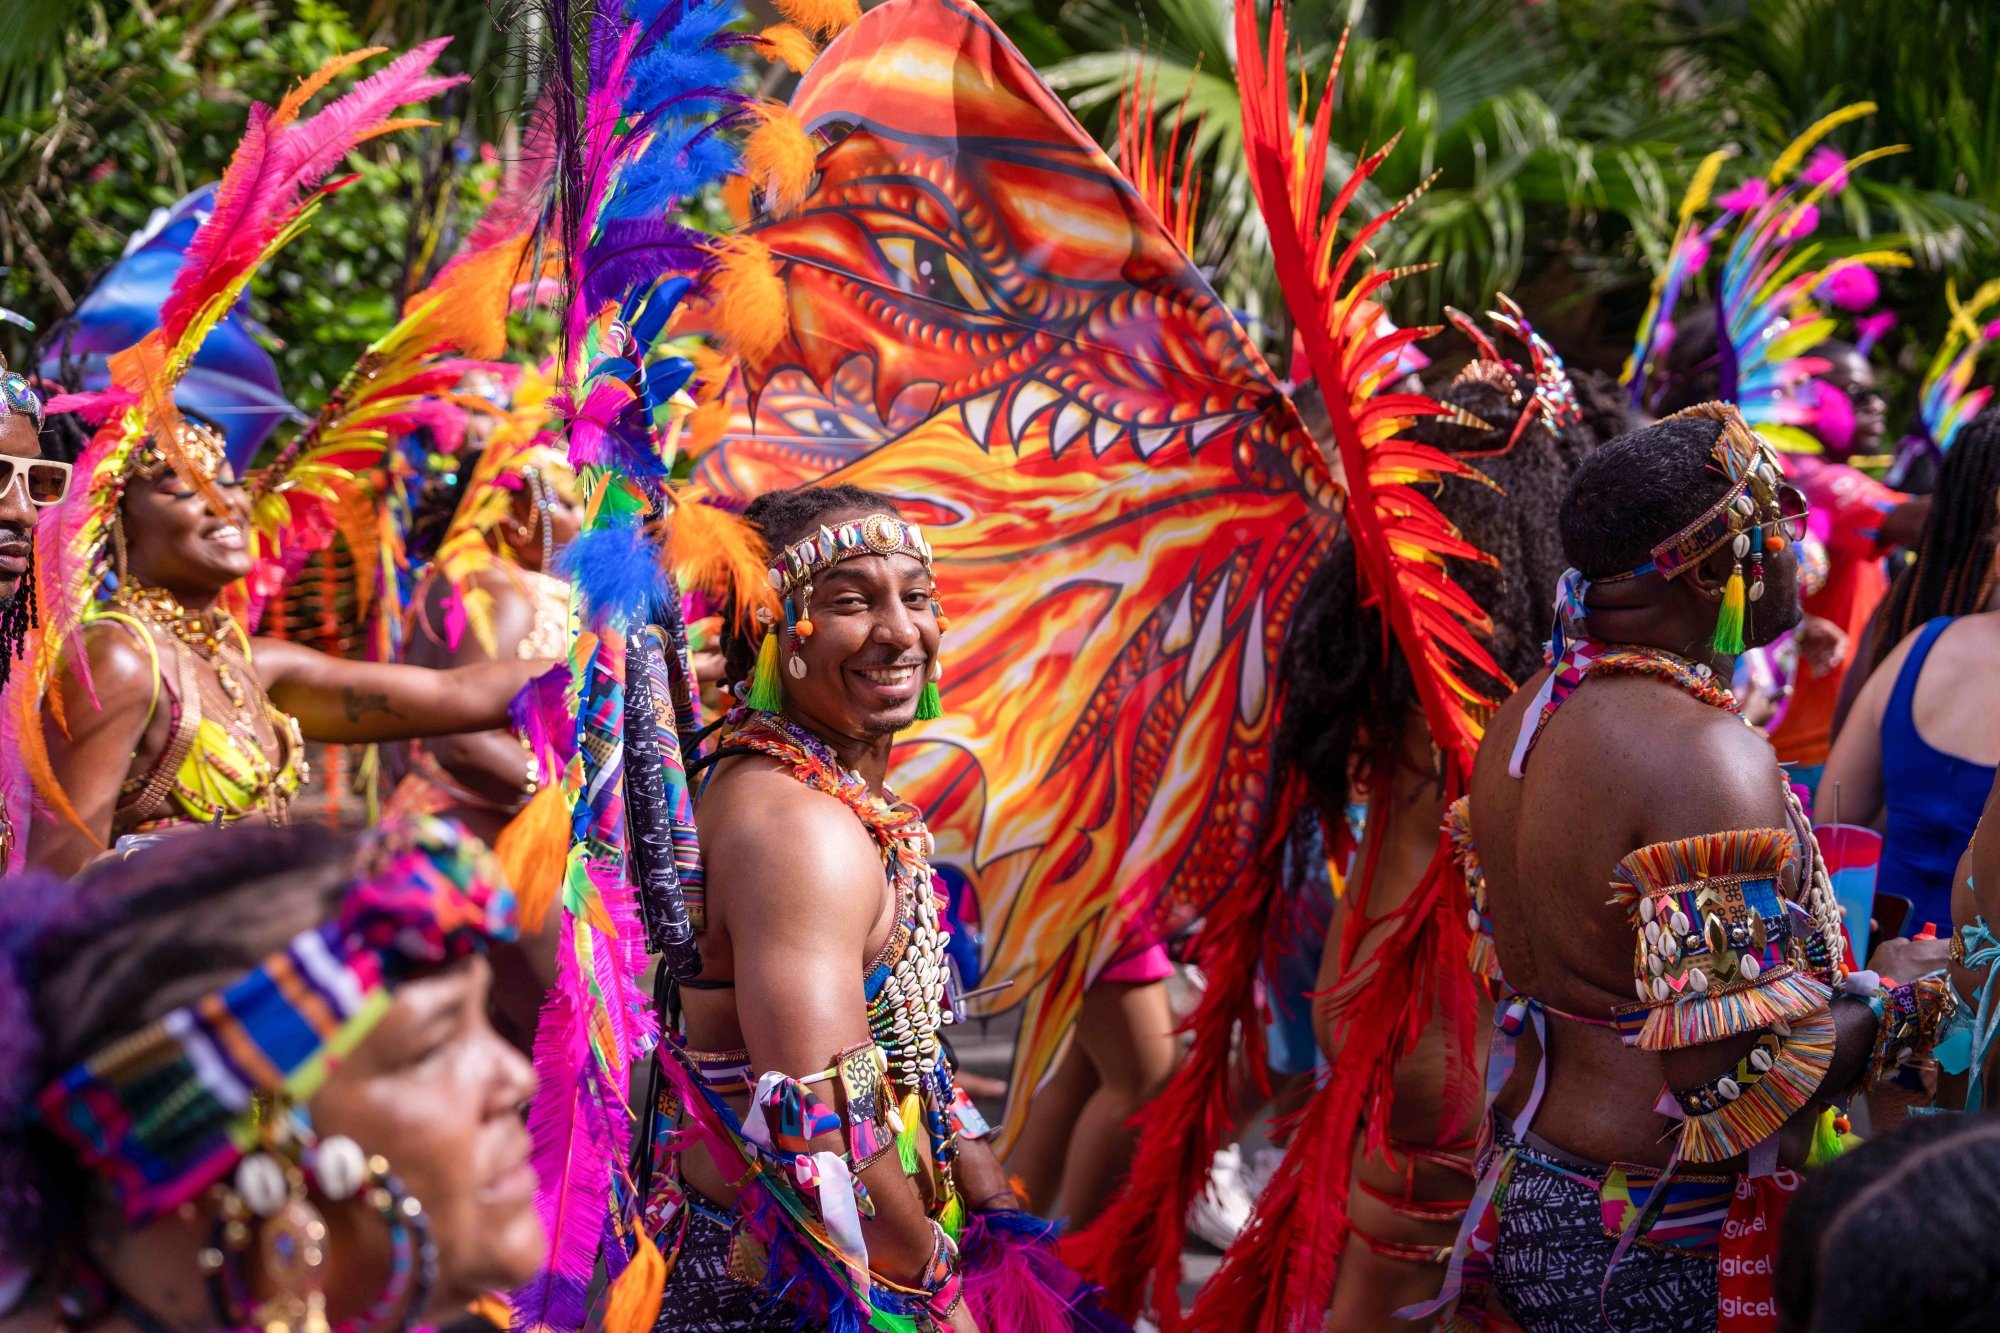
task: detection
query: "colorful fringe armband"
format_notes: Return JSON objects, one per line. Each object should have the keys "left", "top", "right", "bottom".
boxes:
{"left": 1610, "top": 828, "right": 1831, "bottom": 1051}
{"left": 1670, "top": 1006, "right": 1835, "bottom": 1162}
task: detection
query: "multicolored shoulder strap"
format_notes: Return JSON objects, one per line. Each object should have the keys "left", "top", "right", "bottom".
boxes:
{"left": 725, "top": 709, "right": 933, "bottom": 861}
{"left": 1510, "top": 640, "right": 1741, "bottom": 779}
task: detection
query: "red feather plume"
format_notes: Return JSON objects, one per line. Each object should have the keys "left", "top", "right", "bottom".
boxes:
{"left": 1069, "top": 7, "right": 1505, "bottom": 1328}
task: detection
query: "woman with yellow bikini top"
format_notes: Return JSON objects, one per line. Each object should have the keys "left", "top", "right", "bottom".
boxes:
{"left": 30, "top": 420, "right": 548, "bottom": 876}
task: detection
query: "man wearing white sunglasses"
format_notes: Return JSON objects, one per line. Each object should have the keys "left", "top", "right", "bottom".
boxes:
{"left": 0, "top": 355, "right": 67, "bottom": 687}
{"left": 0, "top": 351, "right": 68, "bottom": 867}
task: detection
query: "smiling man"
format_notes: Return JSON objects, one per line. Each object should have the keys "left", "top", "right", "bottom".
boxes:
{"left": 645, "top": 481, "right": 1068, "bottom": 1332}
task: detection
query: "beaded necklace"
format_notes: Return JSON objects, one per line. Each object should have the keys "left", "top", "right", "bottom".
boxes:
{"left": 725, "top": 710, "right": 955, "bottom": 1093}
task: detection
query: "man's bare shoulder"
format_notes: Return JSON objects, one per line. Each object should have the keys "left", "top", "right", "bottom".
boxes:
{"left": 1551, "top": 670, "right": 1786, "bottom": 831}
{"left": 698, "top": 757, "right": 885, "bottom": 934}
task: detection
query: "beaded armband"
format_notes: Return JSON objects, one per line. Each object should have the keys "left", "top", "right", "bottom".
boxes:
{"left": 1610, "top": 828, "right": 1831, "bottom": 1051}
{"left": 1670, "top": 1007, "right": 1835, "bottom": 1163}
{"left": 1865, "top": 972, "right": 1959, "bottom": 1095}
{"left": 1445, "top": 797, "right": 1501, "bottom": 983}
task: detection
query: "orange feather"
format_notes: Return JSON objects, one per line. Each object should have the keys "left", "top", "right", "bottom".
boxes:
{"left": 770, "top": 0, "right": 860, "bottom": 38}
{"left": 274, "top": 47, "right": 388, "bottom": 125}
{"left": 655, "top": 493, "right": 777, "bottom": 635}
{"left": 404, "top": 234, "right": 535, "bottom": 360}
{"left": 756, "top": 23, "right": 821, "bottom": 74}
{"left": 705, "top": 234, "right": 788, "bottom": 363}
{"left": 741, "top": 102, "right": 817, "bottom": 220}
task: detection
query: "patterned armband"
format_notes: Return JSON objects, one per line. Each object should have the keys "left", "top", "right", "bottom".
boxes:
{"left": 1446, "top": 797, "right": 1501, "bottom": 983}
{"left": 918, "top": 1221, "right": 963, "bottom": 1322}
{"left": 1610, "top": 828, "right": 1831, "bottom": 1051}
{"left": 1865, "top": 972, "right": 1960, "bottom": 1094}
{"left": 1670, "top": 1007, "right": 1836, "bottom": 1162}
{"left": 835, "top": 1041, "right": 899, "bottom": 1168}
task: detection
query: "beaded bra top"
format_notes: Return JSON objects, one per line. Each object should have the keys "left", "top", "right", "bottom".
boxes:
{"left": 718, "top": 710, "right": 956, "bottom": 1093}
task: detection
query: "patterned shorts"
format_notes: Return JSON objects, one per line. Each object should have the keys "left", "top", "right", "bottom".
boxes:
{"left": 653, "top": 1199, "right": 796, "bottom": 1333}
{"left": 1488, "top": 1116, "right": 1721, "bottom": 1332}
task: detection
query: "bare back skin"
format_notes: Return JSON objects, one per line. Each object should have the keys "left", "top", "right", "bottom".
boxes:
{"left": 1472, "top": 667, "right": 1807, "bottom": 1169}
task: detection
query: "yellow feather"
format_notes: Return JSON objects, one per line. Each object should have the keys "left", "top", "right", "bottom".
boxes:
{"left": 706, "top": 234, "right": 789, "bottom": 364}
{"left": 657, "top": 492, "right": 779, "bottom": 635}
{"left": 770, "top": 0, "right": 860, "bottom": 38}
{"left": 1680, "top": 148, "right": 1734, "bottom": 225}
{"left": 757, "top": 23, "right": 822, "bottom": 74}
{"left": 741, "top": 102, "right": 818, "bottom": 220}
{"left": 1768, "top": 102, "right": 1875, "bottom": 183}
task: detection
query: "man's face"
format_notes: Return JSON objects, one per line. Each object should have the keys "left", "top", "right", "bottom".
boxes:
{"left": 1746, "top": 482, "right": 1810, "bottom": 647}
{"left": 1816, "top": 347, "right": 1886, "bottom": 456}
{"left": 779, "top": 517, "right": 940, "bottom": 739}
{"left": 0, "top": 415, "right": 41, "bottom": 607}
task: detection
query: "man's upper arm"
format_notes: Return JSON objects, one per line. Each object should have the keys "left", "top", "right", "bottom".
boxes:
{"left": 713, "top": 778, "right": 885, "bottom": 1074}
{"left": 1618, "top": 711, "right": 1840, "bottom": 1164}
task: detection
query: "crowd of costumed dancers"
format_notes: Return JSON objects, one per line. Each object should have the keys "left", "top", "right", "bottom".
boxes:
{"left": 1, "top": 5, "right": 1999, "bottom": 1333}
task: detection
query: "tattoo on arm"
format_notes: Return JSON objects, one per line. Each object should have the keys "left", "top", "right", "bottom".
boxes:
{"left": 342, "top": 690, "right": 403, "bottom": 723}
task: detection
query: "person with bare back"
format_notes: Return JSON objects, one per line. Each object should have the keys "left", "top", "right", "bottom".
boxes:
{"left": 1428, "top": 403, "right": 1957, "bottom": 1332}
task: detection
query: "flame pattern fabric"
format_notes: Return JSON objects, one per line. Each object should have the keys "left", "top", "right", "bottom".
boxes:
{"left": 695, "top": 0, "right": 1339, "bottom": 1135}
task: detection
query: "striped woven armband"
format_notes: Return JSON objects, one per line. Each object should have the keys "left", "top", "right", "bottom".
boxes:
{"left": 1670, "top": 1006, "right": 1835, "bottom": 1162}
{"left": 1610, "top": 828, "right": 1831, "bottom": 1051}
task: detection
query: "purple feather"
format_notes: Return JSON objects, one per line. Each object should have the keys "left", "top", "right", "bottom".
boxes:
{"left": 510, "top": 664, "right": 579, "bottom": 771}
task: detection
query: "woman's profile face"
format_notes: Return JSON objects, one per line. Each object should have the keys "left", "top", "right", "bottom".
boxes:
{"left": 309, "top": 953, "right": 543, "bottom": 1314}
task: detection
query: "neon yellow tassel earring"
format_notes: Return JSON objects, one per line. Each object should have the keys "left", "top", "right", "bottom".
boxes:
{"left": 1712, "top": 566, "right": 1747, "bottom": 656}
{"left": 747, "top": 630, "right": 784, "bottom": 711}
{"left": 915, "top": 659, "right": 942, "bottom": 721}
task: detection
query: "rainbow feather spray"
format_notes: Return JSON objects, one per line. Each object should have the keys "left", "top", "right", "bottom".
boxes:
{"left": 510, "top": 1, "right": 752, "bottom": 1327}
{"left": 1918, "top": 278, "right": 2000, "bottom": 454}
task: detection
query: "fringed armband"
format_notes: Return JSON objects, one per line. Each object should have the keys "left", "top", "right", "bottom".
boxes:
{"left": 1610, "top": 828, "right": 1831, "bottom": 1051}
{"left": 1865, "top": 972, "right": 1959, "bottom": 1095}
{"left": 1446, "top": 797, "right": 1501, "bottom": 983}
{"left": 1670, "top": 1006, "right": 1835, "bottom": 1162}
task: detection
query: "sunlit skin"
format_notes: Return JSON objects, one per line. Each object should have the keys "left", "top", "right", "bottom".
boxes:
{"left": 678, "top": 509, "right": 1001, "bottom": 1331}
{"left": 0, "top": 414, "right": 43, "bottom": 607}
{"left": 4, "top": 955, "right": 542, "bottom": 1332}
{"left": 1469, "top": 520, "right": 1939, "bottom": 1179}
{"left": 32, "top": 449, "right": 546, "bottom": 876}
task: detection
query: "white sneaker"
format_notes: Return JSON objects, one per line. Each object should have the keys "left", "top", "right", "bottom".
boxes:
{"left": 1242, "top": 1144, "right": 1286, "bottom": 1200}
{"left": 1185, "top": 1143, "right": 1253, "bottom": 1250}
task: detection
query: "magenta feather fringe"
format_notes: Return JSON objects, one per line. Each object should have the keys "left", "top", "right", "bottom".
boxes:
{"left": 962, "top": 1212, "right": 1133, "bottom": 1333}
{"left": 512, "top": 943, "right": 615, "bottom": 1332}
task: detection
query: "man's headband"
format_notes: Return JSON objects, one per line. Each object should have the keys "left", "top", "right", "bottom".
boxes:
{"left": 767, "top": 513, "right": 933, "bottom": 597}
{"left": 34, "top": 817, "right": 518, "bottom": 1225}
{"left": 1593, "top": 401, "right": 1786, "bottom": 584}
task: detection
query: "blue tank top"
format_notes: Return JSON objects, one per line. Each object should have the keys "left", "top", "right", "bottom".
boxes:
{"left": 1877, "top": 616, "right": 1997, "bottom": 935}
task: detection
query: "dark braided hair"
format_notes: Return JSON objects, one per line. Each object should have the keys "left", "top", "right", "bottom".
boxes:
{"left": 1279, "top": 371, "right": 1608, "bottom": 811}
{"left": 0, "top": 545, "right": 32, "bottom": 690}
{"left": 0, "top": 824, "right": 356, "bottom": 1273}
{"left": 1865, "top": 407, "right": 2000, "bottom": 678}
{"left": 720, "top": 482, "right": 905, "bottom": 687}
{"left": 1776, "top": 1112, "right": 2000, "bottom": 1332}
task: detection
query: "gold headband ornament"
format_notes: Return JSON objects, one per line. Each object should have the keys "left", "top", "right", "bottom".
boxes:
{"left": 746, "top": 512, "right": 945, "bottom": 719}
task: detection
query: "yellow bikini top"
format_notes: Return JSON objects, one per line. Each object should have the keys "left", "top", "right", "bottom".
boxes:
{"left": 89, "top": 607, "right": 307, "bottom": 837}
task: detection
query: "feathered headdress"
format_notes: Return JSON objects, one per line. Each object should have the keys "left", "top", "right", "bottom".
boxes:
{"left": 21, "top": 43, "right": 463, "bottom": 837}
{"left": 1069, "top": 13, "right": 1507, "bottom": 1329}
{"left": 1624, "top": 105, "right": 1911, "bottom": 450}
{"left": 508, "top": 1, "right": 781, "bottom": 1328}
{"left": 1916, "top": 278, "right": 2000, "bottom": 455}
{"left": 244, "top": 124, "right": 562, "bottom": 658}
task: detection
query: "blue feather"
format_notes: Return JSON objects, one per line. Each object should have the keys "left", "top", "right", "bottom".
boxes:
{"left": 559, "top": 523, "right": 673, "bottom": 626}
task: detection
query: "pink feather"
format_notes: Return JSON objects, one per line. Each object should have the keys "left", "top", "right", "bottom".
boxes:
{"left": 515, "top": 942, "right": 618, "bottom": 1331}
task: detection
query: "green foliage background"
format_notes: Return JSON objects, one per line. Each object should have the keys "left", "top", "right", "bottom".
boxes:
{"left": 2, "top": 0, "right": 1996, "bottom": 422}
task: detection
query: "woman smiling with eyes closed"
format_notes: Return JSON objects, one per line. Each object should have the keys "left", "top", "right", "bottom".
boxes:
{"left": 28, "top": 419, "right": 545, "bottom": 877}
